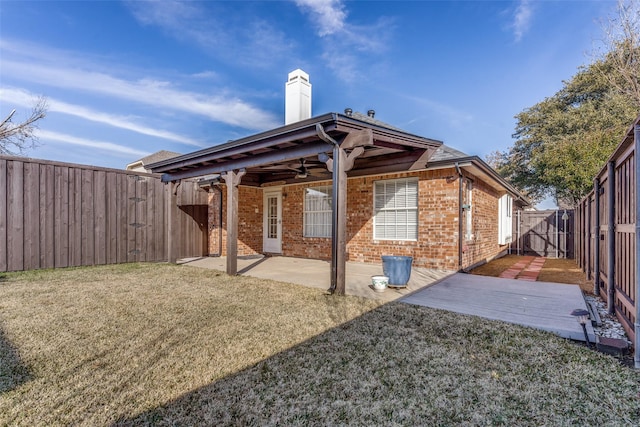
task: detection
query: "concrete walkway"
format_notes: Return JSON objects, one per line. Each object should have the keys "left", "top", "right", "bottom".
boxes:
{"left": 402, "top": 273, "right": 596, "bottom": 342}
{"left": 180, "top": 255, "right": 452, "bottom": 303}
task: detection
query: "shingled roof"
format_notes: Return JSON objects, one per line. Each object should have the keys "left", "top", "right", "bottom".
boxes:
{"left": 126, "top": 150, "right": 181, "bottom": 172}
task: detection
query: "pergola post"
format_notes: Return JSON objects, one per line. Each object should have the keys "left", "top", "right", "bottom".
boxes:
{"left": 317, "top": 125, "right": 368, "bottom": 295}
{"left": 221, "top": 169, "right": 245, "bottom": 275}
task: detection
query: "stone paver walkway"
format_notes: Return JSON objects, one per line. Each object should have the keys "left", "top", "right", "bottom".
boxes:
{"left": 499, "top": 256, "right": 546, "bottom": 281}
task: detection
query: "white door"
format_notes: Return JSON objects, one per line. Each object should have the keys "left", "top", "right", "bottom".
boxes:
{"left": 263, "top": 190, "right": 282, "bottom": 253}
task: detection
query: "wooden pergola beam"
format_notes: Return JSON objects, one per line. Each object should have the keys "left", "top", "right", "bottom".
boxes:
{"left": 161, "top": 141, "right": 330, "bottom": 182}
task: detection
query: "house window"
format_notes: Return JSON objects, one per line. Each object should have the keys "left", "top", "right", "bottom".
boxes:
{"left": 374, "top": 178, "right": 418, "bottom": 240}
{"left": 304, "top": 186, "right": 332, "bottom": 238}
{"left": 498, "top": 194, "right": 513, "bottom": 245}
{"left": 462, "top": 178, "right": 473, "bottom": 241}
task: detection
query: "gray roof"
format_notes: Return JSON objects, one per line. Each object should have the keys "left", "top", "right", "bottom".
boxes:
{"left": 347, "top": 111, "right": 406, "bottom": 132}
{"left": 135, "top": 150, "right": 181, "bottom": 166}
{"left": 429, "top": 145, "right": 470, "bottom": 162}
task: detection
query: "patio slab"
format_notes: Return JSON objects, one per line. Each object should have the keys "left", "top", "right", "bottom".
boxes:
{"left": 179, "top": 255, "right": 453, "bottom": 303}
{"left": 401, "top": 273, "right": 596, "bottom": 342}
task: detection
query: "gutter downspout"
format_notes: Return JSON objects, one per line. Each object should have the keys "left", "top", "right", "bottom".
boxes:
{"left": 634, "top": 123, "right": 640, "bottom": 369}
{"left": 455, "top": 162, "right": 463, "bottom": 270}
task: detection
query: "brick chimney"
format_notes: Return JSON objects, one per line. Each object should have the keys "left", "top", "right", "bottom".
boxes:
{"left": 285, "top": 69, "right": 311, "bottom": 125}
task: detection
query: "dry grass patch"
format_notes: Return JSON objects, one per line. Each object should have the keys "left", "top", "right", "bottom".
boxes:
{"left": 1, "top": 263, "right": 638, "bottom": 426}
{"left": 0, "top": 263, "right": 380, "bottom": 425}
{"left": 537, "top": 258, "right": 593, "bottom": 294}
{"left": 472, "top": 255, "right": 593, "bottom": 294}
{"left": 470, "top": 254, "right": 522, "bottom": 277}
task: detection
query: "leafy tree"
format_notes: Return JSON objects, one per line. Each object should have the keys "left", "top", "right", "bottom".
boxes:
{"left": 0, "top": 97, "right": 48, "bottom": 156}
{"left": 492, "top": 0, "right": 640, "bottom": 206}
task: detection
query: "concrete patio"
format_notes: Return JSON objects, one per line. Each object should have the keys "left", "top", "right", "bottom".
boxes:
{"left": 180, "top": 255, "right": 452, "bottom": 303}
{"left": 181, "top": 255, "right": 595, "bottom": 343}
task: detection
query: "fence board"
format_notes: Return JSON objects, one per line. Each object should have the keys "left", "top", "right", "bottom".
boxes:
{"left": 81, "top": 169, "right": 94, "bottom": 265}
{"left": 576, "top": 118, "right": 639, "bottom": 345}
{"left": 0, "top": 159, "right": 6, "bottom": 271}
{"left": 116, "top": 173, "right": 128, "bottom": 263}
{"left": 40, "top": 164, "right": 55, "bottom": 269}
{"left": 94, "top": 170, "right": 107, "bottom": 265}
{"left": 23, "top": 162, "right": 40, "bottom": 271}
{"left": 7, "top": 161, "right": 24, "bottom": 271}
{"left": 0, "top": 156, "right": 209, "bottom": 272}
{"left": 105, "top": 171, "right": 117, "bottom": 264}
{"left": 54, "top": 166, "right": 70, "bottom": 268}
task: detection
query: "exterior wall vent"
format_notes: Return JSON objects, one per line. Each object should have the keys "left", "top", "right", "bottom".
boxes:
{"left": 285, "top": 69, "right": 312, "bottom": 125}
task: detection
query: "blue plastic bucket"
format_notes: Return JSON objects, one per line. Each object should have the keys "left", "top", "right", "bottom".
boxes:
{"left": 381, "top": 256, "right": 413, "bottom": 287}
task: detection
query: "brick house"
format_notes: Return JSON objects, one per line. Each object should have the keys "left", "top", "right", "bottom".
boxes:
{"left": 150, "top": 70, "right": 528, "bottom": 293}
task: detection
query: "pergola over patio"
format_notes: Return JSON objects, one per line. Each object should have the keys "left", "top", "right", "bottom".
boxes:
{"left": 149, "top": 112, "right": 442, "bottom": 295}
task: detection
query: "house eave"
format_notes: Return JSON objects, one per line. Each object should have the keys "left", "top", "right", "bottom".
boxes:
{"left": 148, "top": 112, "right": 442, "bottom": 184}
{"left": 426, "top": 156, "right": 530, "bottom": 207}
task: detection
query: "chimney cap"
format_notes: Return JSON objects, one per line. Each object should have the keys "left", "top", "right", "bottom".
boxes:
{"left": 367, "top": 109, "right": 375, "bottom": 118}
{"left": 344, "top": 108, "right": 353, "bottom": 116}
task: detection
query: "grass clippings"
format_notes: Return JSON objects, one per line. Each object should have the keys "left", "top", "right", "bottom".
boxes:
{"left": 0, "top": 263, "right": 638, "bottom": 426}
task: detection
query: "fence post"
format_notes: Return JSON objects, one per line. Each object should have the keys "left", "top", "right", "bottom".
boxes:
{"left": 607, "top": 161, "right": 616, "bottom": 315}
{"left": 517, "top": 210, "right": 521, "bottom": 256}
{"left": 594, "top": 179, "right": 600, "bottom": 296}
{"left": 587, "top": 195, "right": 592, "bottom": 281}
{"left": 634, "top": 123, "right": 640, "bottom": 369}
{"left": 555, "top": 210, "right": 559, "bottom": 258}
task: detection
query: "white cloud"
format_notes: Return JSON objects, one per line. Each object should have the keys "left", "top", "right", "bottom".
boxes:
{"left": 512, "top": 0, "right": 533, "bottom": 42}
{"left": 0, "top": 87, "right": 206, "bottom": 147}
{"left": 0, "top": 52, "right": 280, "bottom": 131}
{"left": 37, "top": 130, "right": 150, "bottom": 158}
{"left": 394, "top": 91, "right": 474, "bottom": 129}
{"left": 125, "top": 0, "right": 293, "bottom": 67}
{"left": 294, "top": 0, "right": 394, "bottom": 83}
{"left": 294, "top": 0, "right": 347, "bottom": 36}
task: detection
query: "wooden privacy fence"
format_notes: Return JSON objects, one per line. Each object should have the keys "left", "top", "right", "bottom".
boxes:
{"left": 0, "top": 156, "right": 209, "bottom": 272}
{"left": 511, "top": 209, "right": 574, "bottom": 258}
{"left": 575, "top": 116, "right": 640, "bottom": 354}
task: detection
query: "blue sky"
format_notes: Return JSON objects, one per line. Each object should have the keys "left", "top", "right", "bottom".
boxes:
{"left": 0, "top": 0, "right": 616, "bottom": 187}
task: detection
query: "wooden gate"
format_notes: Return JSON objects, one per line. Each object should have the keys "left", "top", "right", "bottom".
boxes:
{"left": 512, "top": 209, "right": 575, "bottom": 258}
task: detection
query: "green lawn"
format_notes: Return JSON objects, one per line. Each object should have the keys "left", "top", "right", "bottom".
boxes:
{"left": 0, "top": 263, "right": 638, "bottom": 426}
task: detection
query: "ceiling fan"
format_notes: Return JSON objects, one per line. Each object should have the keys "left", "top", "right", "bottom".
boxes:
{"left": 288, "top": 158, "right": 310, "bottom": 179}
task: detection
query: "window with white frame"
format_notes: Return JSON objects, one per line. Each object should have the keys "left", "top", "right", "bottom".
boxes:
{"left": 304, "top": 186, "right": 332, "bottom": 238}
{"left": 374, "top": 178, "right": 418, "bottom": 240}
{"left": 462, "top": 178, "right": 473, "bottom": 241}
{"left": 498, "top": 194, "right": 513, "bottom": 245}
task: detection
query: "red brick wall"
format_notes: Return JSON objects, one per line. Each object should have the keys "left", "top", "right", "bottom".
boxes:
{"left": 460, "top": 175, "right": 508, "bottom": 269}
{"left": 207, "top": 168, "right": 509, "bottom": 270}
{"left": 209, "top": 185, "right": 263, "bottom": 257}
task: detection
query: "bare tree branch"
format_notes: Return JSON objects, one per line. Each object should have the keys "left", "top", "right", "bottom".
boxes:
{"left": 0, "top": 96, "right": 48, "bottom": 155}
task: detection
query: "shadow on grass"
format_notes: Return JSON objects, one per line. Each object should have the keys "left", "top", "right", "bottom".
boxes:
{"left": 0, "top": 327, "right": 32, "bottom": 393}
{"left": 112, "top": 303, "right": 639, "bottom": 426}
